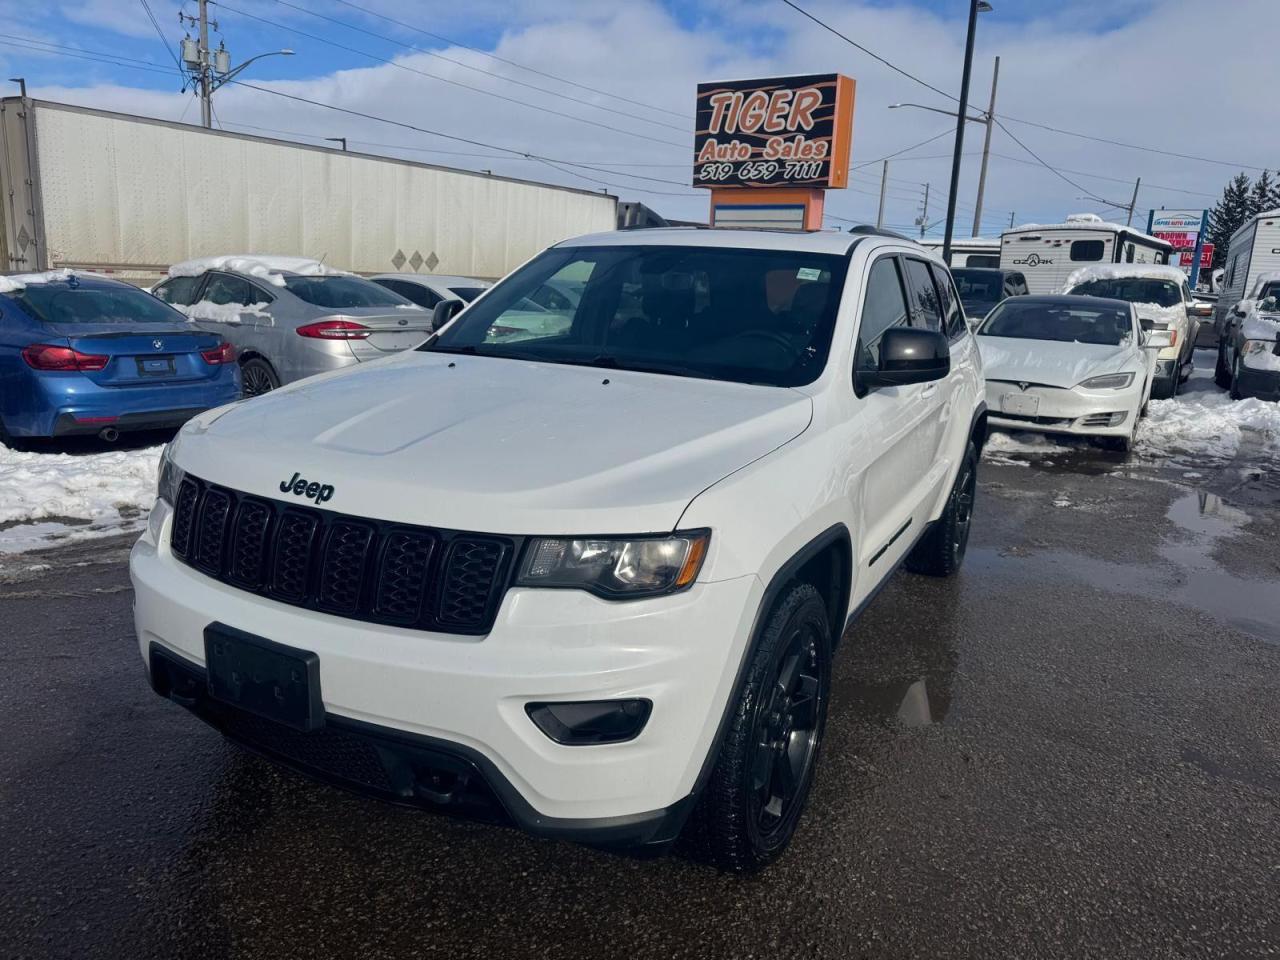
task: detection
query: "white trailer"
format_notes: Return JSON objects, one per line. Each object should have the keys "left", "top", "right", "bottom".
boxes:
{"left": 0, "top": 98, "right": 617, "bottom": 285}
{"left": 999, "top": 214, "right": 1173, "bottom": 295}
{"left": 920, "top": 237, "right": 1001, "bottom": 268}
{"left": 1212, "top": 208, "right": 1280, "bottom": 335}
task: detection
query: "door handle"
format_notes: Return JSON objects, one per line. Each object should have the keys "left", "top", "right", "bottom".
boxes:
{"left": 921, "top": 383, "right": 939, "bottom": 399}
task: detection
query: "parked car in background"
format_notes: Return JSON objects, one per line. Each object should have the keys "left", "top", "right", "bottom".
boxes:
{"left": 369, "top": 274, "right": 491, "bottom": 309}
{"left": 950, "top": 267, "right": 1028, "bottom": 322}
{"left": 1215, "top": 272, "right": 1280, "bottom": 386}
{"left": 1063, "top": 264, "right": 1207, "bottom": 399}
{"left": 1216, "top": 294, "right": 1280, "bottom": 400}
{"left": 977, "top": 295, "right": 1167, "bottom": 453}
{"left": 0, "top": 270, "right": 238, "bottom": 445}
{"left": 152, "top": 256, "right": 432, "bottom": 397}
{"left": 133, "top": 227, "right": 987, "bottom": 873}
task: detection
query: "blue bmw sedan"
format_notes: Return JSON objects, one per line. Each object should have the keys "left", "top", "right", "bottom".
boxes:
{"left": 0, "top": 271, "right": 240, "bottom": 443}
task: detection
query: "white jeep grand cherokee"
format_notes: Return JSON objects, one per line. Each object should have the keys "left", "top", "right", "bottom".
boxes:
{"left": 132, "top": 227, "right": 987, "bottom": 872}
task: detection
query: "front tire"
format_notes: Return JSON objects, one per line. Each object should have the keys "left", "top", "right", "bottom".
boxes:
{"left": 906, "top": 440, "right": 978, "bottom": 578}
{"left": 1229, "top": 355, "right": 1245, "bottom": 401}
{"left": 1214, "top": 339, "right": 1233, "bottom": 388}
{"left": 685, "top": 583, "right": 831, "bottom": 873}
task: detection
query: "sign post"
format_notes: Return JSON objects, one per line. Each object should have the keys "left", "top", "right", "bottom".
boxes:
{"left": 1147, "top": 208, "right": 1209, "bottom": 289}
{"left": 694, "top": 74, "right": 856, "bottom": 230}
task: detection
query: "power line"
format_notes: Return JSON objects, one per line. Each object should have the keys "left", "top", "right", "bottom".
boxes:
{"left": 850, "top": 128, "right": 954, "bottom": 172}
{"left": 327, "top": 0, "right": 687, "bottom": 121}
{"left": 0, "top": 35, "right": 176, "bottom": 75}
{"left": 137, "top": 0, "right": 184, "bottom": 76}
{"left": 265, "top": 0, "right": 688, "bottom": 135}
{"left": 211, "top": 1, "right": 689, "bottom": 150}
{"left": 991, "top": 117, "right": 1113, "bottom": 206}
{"left": 776, "top": 0, "right": 1272, "bottom": 172}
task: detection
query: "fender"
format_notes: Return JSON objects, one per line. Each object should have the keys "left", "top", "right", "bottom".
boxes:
{"left": 678, "top": 524, "right": 852, "bottom": 820}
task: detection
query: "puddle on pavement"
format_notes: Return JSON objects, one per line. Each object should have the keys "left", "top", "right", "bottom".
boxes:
{"left": 972, "top": 489, "right": 1280, "bottom": 644}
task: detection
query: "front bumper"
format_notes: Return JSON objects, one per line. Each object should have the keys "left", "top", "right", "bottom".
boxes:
{"left": 131, "top": 503, "right": 762, "bottom": 834}
{"left": 985, "top": 380, "right": 1140, "bottom": 438}
{"left": 1234, "top": 363, "right": 1280, "bottom": 402}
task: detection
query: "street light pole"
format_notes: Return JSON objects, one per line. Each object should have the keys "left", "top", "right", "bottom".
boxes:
{"left": 971, "top": 55, "right": 999, "bottom": 237}
{"left": 876, "top": 160, "right": 889, "bottom": 229}
{"left": 942, "top": 0, "right": 988, "bottom": 264}
{"left": 198, "top": 0, "right": 212, "bottom": 128}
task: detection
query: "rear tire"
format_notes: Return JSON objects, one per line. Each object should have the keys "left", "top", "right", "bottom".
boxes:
{"left": 684, "top": 583, "right": 831, "bottom": 873}
{"left": 241, "top": 357, "right": 279, "bottom": 398}
{"left": 1229, "top": 355, "right": 1244, "bottom": 401}
{"left": 906, "top": 441, "right": 978, "bottom": 578}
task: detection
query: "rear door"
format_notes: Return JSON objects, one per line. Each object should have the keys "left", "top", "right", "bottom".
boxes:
{"left": 187, "top": 272, "right": 273, "bottom": 329}
{"left": 900, "top": 256, "right": 952, "bottom": 482}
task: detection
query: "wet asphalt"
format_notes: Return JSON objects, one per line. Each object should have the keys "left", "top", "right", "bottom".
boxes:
{"left": 2, "top": 438, "right": 1279, "bottom": 959}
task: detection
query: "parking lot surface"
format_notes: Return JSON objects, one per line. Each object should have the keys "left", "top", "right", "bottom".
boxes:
{"left": 2, "top": 443, "right": 1279, "bottom": 960}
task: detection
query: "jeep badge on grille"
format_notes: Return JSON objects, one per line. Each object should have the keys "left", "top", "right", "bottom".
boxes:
{"left": 280, "top": 472, "right": 335, "bottom": 504}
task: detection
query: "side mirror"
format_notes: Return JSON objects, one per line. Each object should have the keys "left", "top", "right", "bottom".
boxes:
{"left": 861, "top": 327, "right": 950, "bottom": 390}
{"left": 430, "top": 298, "right": 464, "bottom": 332}
{"left": 1145, "top": 329, "right": 1174, "bottom": 349}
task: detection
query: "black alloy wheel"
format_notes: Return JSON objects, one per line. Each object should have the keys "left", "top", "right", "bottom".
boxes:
{"left": 241, "top": 358, "right": 279, "bottom": 398}
{"left": 747, "top": 620, "right": 825, "bottom": 845}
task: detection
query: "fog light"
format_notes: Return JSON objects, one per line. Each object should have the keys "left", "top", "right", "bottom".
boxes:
{"left": 526, "top": 699, "right": 652, "bottom": 745}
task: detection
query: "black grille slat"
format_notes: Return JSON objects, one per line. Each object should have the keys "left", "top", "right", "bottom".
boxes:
{"left": 438, "top": 539, "right": 508, "bottom": 628}
{"left": 170, "top": 474, "right": 512, "bottom": 634}
{"left": 317, "top": 521, "right": 375, "bottom": 614}
{"left": 375, "top": 531, "right": 436, "bottom": 624}
{"left": 194, "top": 488, "right": 232, "bottom": 574}
{"left": 170, "top": 478, "right": 200, "bottom": 559}
{"left": 227, "top": 499, "right": 272, "bottom": 588}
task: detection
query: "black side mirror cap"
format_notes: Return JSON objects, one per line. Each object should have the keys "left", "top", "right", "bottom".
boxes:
{"left": 861, "top": 327, "right": 951, "bottom": 389}
{"left": 431, "top": 298, "right": 464, "bottom": 332}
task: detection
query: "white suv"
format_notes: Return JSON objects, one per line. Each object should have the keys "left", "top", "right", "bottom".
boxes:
{"left": 132, "top": 227, "right": 987, "bottom": 872}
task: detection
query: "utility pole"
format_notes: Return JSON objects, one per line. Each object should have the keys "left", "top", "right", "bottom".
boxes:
{"left": 917, "top": 182, "right": 930, "bottom": 239}
{"left": 942, "top": 0, "right": 990, "bottom": 264}
{"left": 1009, "top": 211, "right": 1015, "bottom": 229}
{"left": 876, "top": 160, "right": 889, "bottom": 230}
{"left": 179, "top": 7, "right": 292, "bottom": 129}
{"left": 1126, "top": 177, "right": 1141, "bottom": 226}
{"left": 971, "top": 56, "right": 999, "bottom": 237}
{"left": 197, "top": 0, "right": 212, "bottom": 128}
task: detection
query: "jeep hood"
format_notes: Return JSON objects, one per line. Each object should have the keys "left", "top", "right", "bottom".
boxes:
{"left": 978, "top": 336, "right": 1135, "bottom": 389}
{"left": 174, "top": 351, "right": 813, "bottom": 534}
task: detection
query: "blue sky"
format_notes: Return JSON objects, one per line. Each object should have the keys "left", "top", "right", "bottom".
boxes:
{"left": 0, "top": 0, "right": 1273, "bottom": 231}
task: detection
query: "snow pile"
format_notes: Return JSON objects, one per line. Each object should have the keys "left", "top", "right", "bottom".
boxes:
{"left": 1240, "top": 313, "right": 1280, "bottom": 372}
{"left": 0, "top": 442, "right": 161, "bottom": 530}
{"left": 168, "top": 255, "right": 348, "bottom": 287}
{"left": 0, "top": 268, "right": 76, "bottom": 293}
{"left": 179, "top": 300, "right": 271, "bottom": 324}
{"left": 1062, "top": 263, "right": 1189, "bottom": 291}
{"left": 1138, "top": 388, "right": 1280, "bottom": 461}
{"left": 983, "top": 430, "right": 1072, "bottom": 465}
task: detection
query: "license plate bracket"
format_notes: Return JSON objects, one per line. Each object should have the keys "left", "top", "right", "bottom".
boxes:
{"left": 137, "top": 356, "right": 176, "bottom": 376}
{"left": 1000, "top": 393, "right": 1039, "bottom": 416}
{"left": 203, "top": 623, "right": 324, "bottom": 731}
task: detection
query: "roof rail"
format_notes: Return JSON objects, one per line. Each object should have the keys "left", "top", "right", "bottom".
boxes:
{"left": 846, "top": 225, "right": 916, "bottom": 242}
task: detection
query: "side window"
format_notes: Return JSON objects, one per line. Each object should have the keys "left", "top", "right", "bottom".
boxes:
{"left": 153, "top": 275, "right": 201, "bottom": 306}
{"left": 1070, "top": 240, "right": 1105, "bottom": 262}
{"left": 928, "top": 263, "right": 965, "bottom": 340}
{"left": 382, "top": 279, "right": 440, "bottom": 309}
{"left": 856, "top": 257, "right": 910, "bottom": 371}
{"left": 902, "top": 258, "right": 943, "bottom": 333}
{"left": 1124, "top": 243, "right": 1135, "bottom": 263}
{"left": 203, "top": 273, "right": 257, "bottom": 307}
{"left": 1010, "top": 273, "right": 1028, "bottom": 295}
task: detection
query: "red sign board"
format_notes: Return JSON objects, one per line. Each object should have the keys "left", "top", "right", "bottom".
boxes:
{"left": 1154, "top": 230, "right": 1197, "bottom": 251}
{"left": 1200, "top": 243, "right": 1214, "bottom": 268}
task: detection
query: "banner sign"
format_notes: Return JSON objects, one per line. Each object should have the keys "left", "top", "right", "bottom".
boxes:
{"left": 1148, "top": 208, "right": 1210, "bottom": 287}
{"left": 1150, "top": 210, "right": 1205, "bottom": 234}
{"left": 694, "top": 74, "right": 855, "bottom": 189}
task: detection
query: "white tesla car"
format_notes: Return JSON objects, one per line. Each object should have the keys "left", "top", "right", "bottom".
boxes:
{"left": 977, "top": 294, "right": 1171, "bottom": 452}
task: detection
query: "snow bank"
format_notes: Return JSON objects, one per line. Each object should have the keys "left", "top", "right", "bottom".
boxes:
{"left": 168, "top": 255, "right": 348, "bottom": 287}
{"left": 1138, "top": 387, "right": 1280, "bottom": 461}
{"left": 1063, "top": 263, "right": 1189, "bottom": 291}
{"left": 0, "top": 268, "right": 76, "bottom": 293}
{"left": 0, "top": 442, "right": 161, "bottom": 530}
{"left": 179, "top": 300, "right": 271, "bottom": 324}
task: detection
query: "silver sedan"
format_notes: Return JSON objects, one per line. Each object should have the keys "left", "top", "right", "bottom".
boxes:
{"left": 369, "top": 273, "right": 492, "bottom": 309}
{"left": 153, "top": 262, "right": 434, "bottom": 396}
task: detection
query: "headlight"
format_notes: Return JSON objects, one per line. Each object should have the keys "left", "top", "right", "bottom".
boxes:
{"left": 156, "top": 443, "right": 185, "bottom": 507}
{"left": 1242, "top": 339, "right": 1278, "bottom": 356}
{"left": 516, "top": 532, "right": 710, "bottom": 599}
{"left": 1077, "top": 372, "right": 1134, "bottom": 390}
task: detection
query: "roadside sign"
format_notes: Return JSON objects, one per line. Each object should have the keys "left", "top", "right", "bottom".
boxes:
{"left": 1200, "top": 243, "right": 1214, "bottom": 268}
{"left": 1150, "top": 210, "right": 1205, "bottom": 234}
{"left": 694, "top": 75, "right": 855, "bottom": 190}
{"left": 1148, "top": 208, "right": 1210, "bottom": 288}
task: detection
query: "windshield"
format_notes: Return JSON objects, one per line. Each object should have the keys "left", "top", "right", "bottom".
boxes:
{"left": 951, "top": 269, "right": 1006, "bottom": 313}
{"left": 425, "top": 245, "right": 848, "bottom": 388}
{"left": 282, "top": 275, "right": 412, "bottom": 309}
{"left": 14, "top": 284, "right": 190, "bottom": 325}
{"left": 1257, "top": 282, "right": 1280, "bottom": 304}
{"left": 1069, "top": 277, "right": 1181, "bottom": 308}
{"left": 980, "top": 300, "right": 1132, "bottom": 346}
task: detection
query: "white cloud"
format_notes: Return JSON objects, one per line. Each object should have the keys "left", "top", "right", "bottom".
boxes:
{"left": 22, "top": 0, "right": 1280, "bottom": 231}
